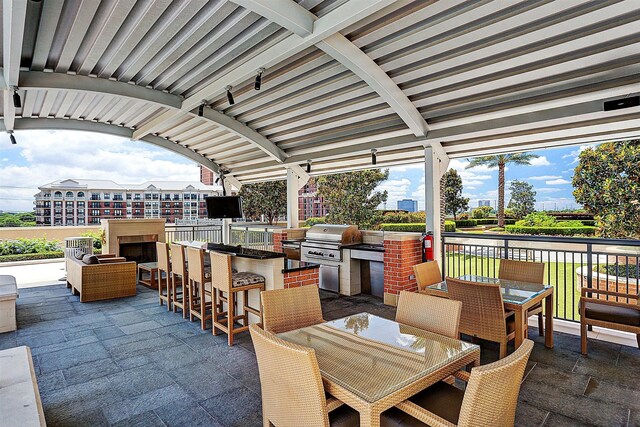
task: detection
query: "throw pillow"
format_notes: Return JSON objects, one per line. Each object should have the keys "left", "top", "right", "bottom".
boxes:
{"left": 82, "top": 254, "right": 100, "bottom": 265}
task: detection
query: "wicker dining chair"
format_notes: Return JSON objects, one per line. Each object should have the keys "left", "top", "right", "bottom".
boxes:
{"left": 447, "top": 277, "right": 516, "bottom": 358}
{"left": 396, "top": 290, "right": 462, "bottom": 339}
{"left": 156, "top": 242, "right": 172, "bottom": 311}
{"left": 261, "top": 285, "right": 325, "bottom": 334}
{"left": 250, "top": 324, "right": 358, "bottom": 427}
{"left": 386, "top": 339, "right": 534, "bottom": 427}
{"left": 169, "top": 243, "right": 188, "bottom": 318}
{"left": 210, "top": 251, "right": 264, "bottom": 346}
{"left": 186, "top": 247, "right": 212, "bottom": 330}
{"left": 499, "top": 259, "right": 546, "bottom": 337}
{"left": 413, "top": 260, "right": 443, "bottom": 293}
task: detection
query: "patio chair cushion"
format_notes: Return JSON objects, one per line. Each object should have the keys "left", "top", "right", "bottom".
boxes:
{"left": 329, "top": 404, "right": 359, "bottom": 427}
{"left": 583, "top": 301, "right": 640, "bottom": 327}
{"left": 204, "top": 267, "right": 237, "bottom": 280}
{"left": 81, "top": 254, "right": 100, "bottom": 265}
{"left": 73, "top": 249, "right": 85, "bottom": 260}
{"left": 232, "top": 272, "right": 264, "bottom": 287}
{"left": 380, "top": 381, "right": 464, "bottom": 426}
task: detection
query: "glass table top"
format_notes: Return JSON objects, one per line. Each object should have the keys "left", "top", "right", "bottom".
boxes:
{"left": 428, "top": 275, "right": 550, "bottom": 305}
{"left": 278, "top": 313, "right": 478, "bottom": 403}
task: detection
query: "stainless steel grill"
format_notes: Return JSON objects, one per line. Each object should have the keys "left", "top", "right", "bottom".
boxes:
{"left": 301, "top": 225, "right": 362, "bottom": 292}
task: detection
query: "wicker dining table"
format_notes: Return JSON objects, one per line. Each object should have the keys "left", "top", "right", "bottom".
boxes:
{"left": 278, "top": 312, "right": 480, "bottom": 427}
{"left": 424, "top": 275, "right": 555, "bottom": 349}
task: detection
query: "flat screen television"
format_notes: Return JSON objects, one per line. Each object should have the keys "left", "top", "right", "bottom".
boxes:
{"left": 205, "top": 196, "right": 243, "bottom": 219}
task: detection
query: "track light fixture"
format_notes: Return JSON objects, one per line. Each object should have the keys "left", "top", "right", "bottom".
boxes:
{"left": 226, "top": 86, "right": 235, "bottom": 105}
{"left": 254, "top": 68, "right": 264, "bottom": 91}
{"left": 198, "top": 103, "right": 205, "bottom": 117}
{"left": 12, "top": 88, "right": 21, "bottom": 109}
{"left": 9, "top": 131, "right": 16, "bottom": 145}
{"left": 306, "top": 160, "right": 311, "bottom": 174}
{"left": 371, "top": 149, "right": 377, "bottom": 165}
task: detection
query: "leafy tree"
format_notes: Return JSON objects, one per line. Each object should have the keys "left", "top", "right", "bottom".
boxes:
{"left": 508, "top": 180, "right": 537, "bottom": 219}
{"left": 471, "top": 206, "right": 494, "bottom": 219}
{"left": 0, "top": 212, "right": 36, "bottom": 227}
{"left": 466, "top": 153, "right": 539, "bottom": 227}
{"left": 317, "top": 169, "right": 389, "bottom": 229}
{"left": 572, "top": 141, "right": 640, "bottom": 238}
{"left": 238, "top": 181, "right": 287, "bottom": 225}
{"left": 443, "top": 169, "right": 468, "bottom": 220}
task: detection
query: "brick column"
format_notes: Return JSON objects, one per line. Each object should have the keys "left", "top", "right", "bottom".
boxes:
{"left": 284, "top": 267, "right": 320, "bottom": 288}
{"left": 383, "top": 235, "right": 422, "bottom": 306}
{"left": 272, "top": 230, "right": 287, "bottom": 253}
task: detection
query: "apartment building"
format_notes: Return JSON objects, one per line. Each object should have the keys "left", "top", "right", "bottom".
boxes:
{"left": 298, "top": 178, "right": 329, "bottom": 221}
{"left": 34, "top": 179, "right": 221, "bottom": 226}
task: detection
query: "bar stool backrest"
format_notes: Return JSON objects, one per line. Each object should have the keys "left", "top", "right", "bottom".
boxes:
{"left": 170, "top": 244, "right": 187, "bottom": 277}
{"left": 498, "top": 259, "right": 545, "bottom": 284}
{"left": 156, "top": 242, "right": 170, "bottom": 273}
{"left": 209, "top": 251, "right": 232, "bottom": 293}
{"left": 186, "top": 247, "right": 205, "bottom": 284}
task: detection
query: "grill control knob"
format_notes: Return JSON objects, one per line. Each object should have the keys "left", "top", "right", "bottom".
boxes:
{"left": 329, "top": 253, "right": 335, "bottom": 258}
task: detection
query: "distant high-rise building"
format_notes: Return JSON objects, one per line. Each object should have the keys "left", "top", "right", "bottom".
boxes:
{"left": 397, "top": 199, "right": 418, "bottom": 212}
{"left": 478, "top": 200, "right": 491, "bottom": 207}
{"left": 298, "top": 178, "right": 329, "bottom": 221}
{"left": 199, "top": 166, "right": 216, "bottom": 185}
{"left": 34, "top": 179, "right": 221, "bottom": 226}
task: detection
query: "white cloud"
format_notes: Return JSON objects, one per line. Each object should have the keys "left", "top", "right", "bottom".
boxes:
{"left": 375, "top": 178, "right": 413, "bottom": 210}
{"left": 561, "top": 144, "right": 596, "bottom": 164}
{"left": 529, "top": 156, "right": 551, "bottom": 166}
{"left": 545, "top": 178, "right": 571, "bottom": 185}
{"left": 0, "top": 130, "right": 201, "bottom": 212}
{"left": 529, "top": 175, "right": 561, "bottom": 181}
{"left": 536, "top": 187, "right": 562, "bottom": 193}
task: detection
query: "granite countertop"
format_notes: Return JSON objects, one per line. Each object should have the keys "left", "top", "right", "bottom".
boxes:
{"left": 206, "top": 243, "right": 286, "bottom": 259}
{"left": 347, "top": 243, "right": 385, "bottom": 252}
{"left": 282, "top": 259, "right": 320, "bottom": 273}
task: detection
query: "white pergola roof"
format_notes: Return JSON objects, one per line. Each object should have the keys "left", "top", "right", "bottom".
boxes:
{"left": 3, "top": 0, "right": 640, "bottom": 187}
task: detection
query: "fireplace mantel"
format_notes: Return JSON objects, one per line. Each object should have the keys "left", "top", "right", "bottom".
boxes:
{"left": 102, "top": 219, "right": 166, "bottom": 257}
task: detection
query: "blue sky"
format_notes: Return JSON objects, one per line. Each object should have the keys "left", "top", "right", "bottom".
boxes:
{"left": 0, "top": 129, "right": 591, "bottom": 212}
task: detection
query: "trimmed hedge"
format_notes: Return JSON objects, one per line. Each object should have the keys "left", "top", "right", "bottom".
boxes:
{"left": 380, "top": 222, "right": 456, "bottom": 233}
{"left": 0, "top": 251, "right": 65, "bottom": 263}
{"left": 505, "top": 225, "right": 597, "bottom": 236}
{"left": 454, "top": 219, "right": 477, "bottom": 227}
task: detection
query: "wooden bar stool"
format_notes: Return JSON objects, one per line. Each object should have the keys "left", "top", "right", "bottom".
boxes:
{"left": 186, "top": 247, "right": 213, "bottom": 330}
{"left": 210, "top": 251, "right": 264, "bottom": 346}
{"left": 156, "top": 242, "right": 172, "bottom": 311}
{"left": 169, "top": 243, "right": 188, "bottom": 318}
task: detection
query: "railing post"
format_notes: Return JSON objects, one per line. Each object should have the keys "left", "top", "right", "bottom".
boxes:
{"left": 264, "top": 228, "right": 269, "bottom": 250}
{"left": 504, "top": 239, "right": 509, "bottom": 259}
{"left": 441, "top": 234, "right": 446, "bottom": 280}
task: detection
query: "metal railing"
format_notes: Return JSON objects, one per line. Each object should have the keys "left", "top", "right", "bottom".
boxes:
{"left": 166, "top": 224, "right": 223, "bottom": 243}
{"left": 165, "top": 223, "right": 280, "bottom": 251}
{"left": 229, "top": 224, "right": 279, "bottom": 251}
{"left": 442, "top": 232, "right": 640, "bottom": 322}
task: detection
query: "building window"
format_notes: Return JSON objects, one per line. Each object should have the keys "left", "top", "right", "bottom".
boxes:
{"left": 54, "top": 191, "right": 62, "bottom": 198}
{"left": 77, "top": 192, "right": 85, "bottom": 198}
{"left": 126, "top": 193, "right": 132, "bottom": 200}
{"left": 103, "top": 193, "right": 111, "bottom": 200}
{"left": 65, "top": 191, "right": 73, "bottom": 198}
{"left": 104, "top": 202, "right": 110, "bottom": 207}
{"left": 91, "top": 193, "right": 100, "bottom": 200}
{"left": 91, "top": 210, "right": 100, "bottom": 216}
{"left": 104, "top": 210, "right": 110, "bottom": 215}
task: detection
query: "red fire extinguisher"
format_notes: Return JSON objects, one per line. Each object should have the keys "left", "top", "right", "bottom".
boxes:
{"left": 421, "top": 232, "right": 434, "bottom": 262}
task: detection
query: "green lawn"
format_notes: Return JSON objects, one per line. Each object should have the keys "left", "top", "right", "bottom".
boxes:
{"left": 444, "top": 253, "right": 584, "bottom": 321}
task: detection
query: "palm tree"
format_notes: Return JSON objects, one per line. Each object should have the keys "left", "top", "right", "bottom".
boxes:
{"left": 465, "top": 153, "right": 539, "bottom": 227}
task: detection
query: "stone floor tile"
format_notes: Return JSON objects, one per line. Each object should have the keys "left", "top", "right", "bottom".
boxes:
{"left": 155, "top": 399, "right": 223, "bottom": 427}
{"left": 111, "top": 411, "right": 167, "bottom": 427}
{"left": 36, "top": 370, "right": 67, "bottom": 394}
{"left": 93, "top": 325, "right": 125, "bottom": 340}
{"left": 103, "top": 384, "right": 190, "bottom": 424}
{"left": 0, "top": 331, "right": 17, "bottom": 350}
{"left": 514, "top": 402, "right": 549, "bottom": 427}
{"left": 62, "top": 357, "right": 122, "bottom": 385}
{"left": 169, "top": 361, "right": 241, "bottom": 401}
{"left": 119, "top": 320, "right": 163, "bottom": 335}
{"left": 107, "top": 364, "right": 176, "bottom": 398}
{"left": 200, "top": 386, "right": 263, "bottom": 427}
{"left": 16, "top": 329, "right": 66, "bottom": 349}
{"left": 37, "top": 341, "right": 110, "bottom": 373}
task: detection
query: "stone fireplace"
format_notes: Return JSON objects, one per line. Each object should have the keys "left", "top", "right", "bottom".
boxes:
{"left": 102, "top": 219, "right": 166, "bottom": 263}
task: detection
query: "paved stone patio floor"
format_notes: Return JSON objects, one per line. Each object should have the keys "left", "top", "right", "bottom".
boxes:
{"left": 0, "top": 284, "right": 638, "bottom": 426}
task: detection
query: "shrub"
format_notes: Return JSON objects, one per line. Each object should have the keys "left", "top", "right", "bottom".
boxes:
{"left": 516, "top": 212, "right": 558, "bottom": 227}
{"left": 474, "top": 219, "right": 498, "bottom": 225}
{"left": 455, "top": 219, "right": 478, "bottom": 227}
{"left": 380, "top": 223, "right": 425, "bottom": 232}
{"left": 458, "top": 212, "right": 470, "bottom": 220}
{"left": 0, "top": 251, "right": 65, "bottom": 263}
{"left": 504, "top": 219, "right": 517, "bottom": 225}
{"left": 304, "top": 217, "right": 326, "bottom": 227}
{"left": 81, "top": 230, "right": 104, "bottom": 249}
{"left": 598, "top": 264, "right": 638, "bottom": 279}
{"left": 471, "top": 206, "right": 494, "bottom": 219}
{"left": 505, "top": 225, "right": 596, "bottom": 236}
{"left": 382, "top": 211, "right": 426, "bottom": 224}
{"left": 580, "top": 220, "right": 596, "bottom": 226}
{"left": 444, "top": 221, "right": 456, "bottom": 232}
{"left": 0, "top": 238, "right": 62, "bottom": 256}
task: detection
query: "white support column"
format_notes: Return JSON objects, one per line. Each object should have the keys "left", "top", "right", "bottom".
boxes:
{"left": 286, "top": 168, "right": 301, "bottom": 228}
{"left": 424, "top": 145, "right": 445, "bottom": 266}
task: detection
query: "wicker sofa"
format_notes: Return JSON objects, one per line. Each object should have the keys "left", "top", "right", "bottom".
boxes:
{"left": 66, "top": 254, "right": 137, "bottom": 302}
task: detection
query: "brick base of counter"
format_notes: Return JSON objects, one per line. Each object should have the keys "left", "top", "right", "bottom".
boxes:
{"left": 383, "top": 238, "right": 422, "bottom": 306}
{"left": 284, "top": 267, "right": 319, "bottom": 288}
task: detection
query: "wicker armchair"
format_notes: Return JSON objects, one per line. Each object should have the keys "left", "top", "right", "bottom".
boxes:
{"left": 413, "top": 261, "right": 443, "bottom": 293}
{"left": 386, "top": 339, "right": 534, "bottom": 427}
{"left": 249, "top": 324, "right": 356, "bottom": 427}
{"left": 580, "top": 288, "right": 640, "bottom": 355}
{"left": 396, "top": 290, "right": 462, "bottom": 339}
{"left": 261, "top": 285, "right": 325, "bottom": 334}
{"left": 499, "top": 259, "right": 546, "bottom": 337}
{"left": 447, "top": 277, "right": 516, "bottom": 358}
